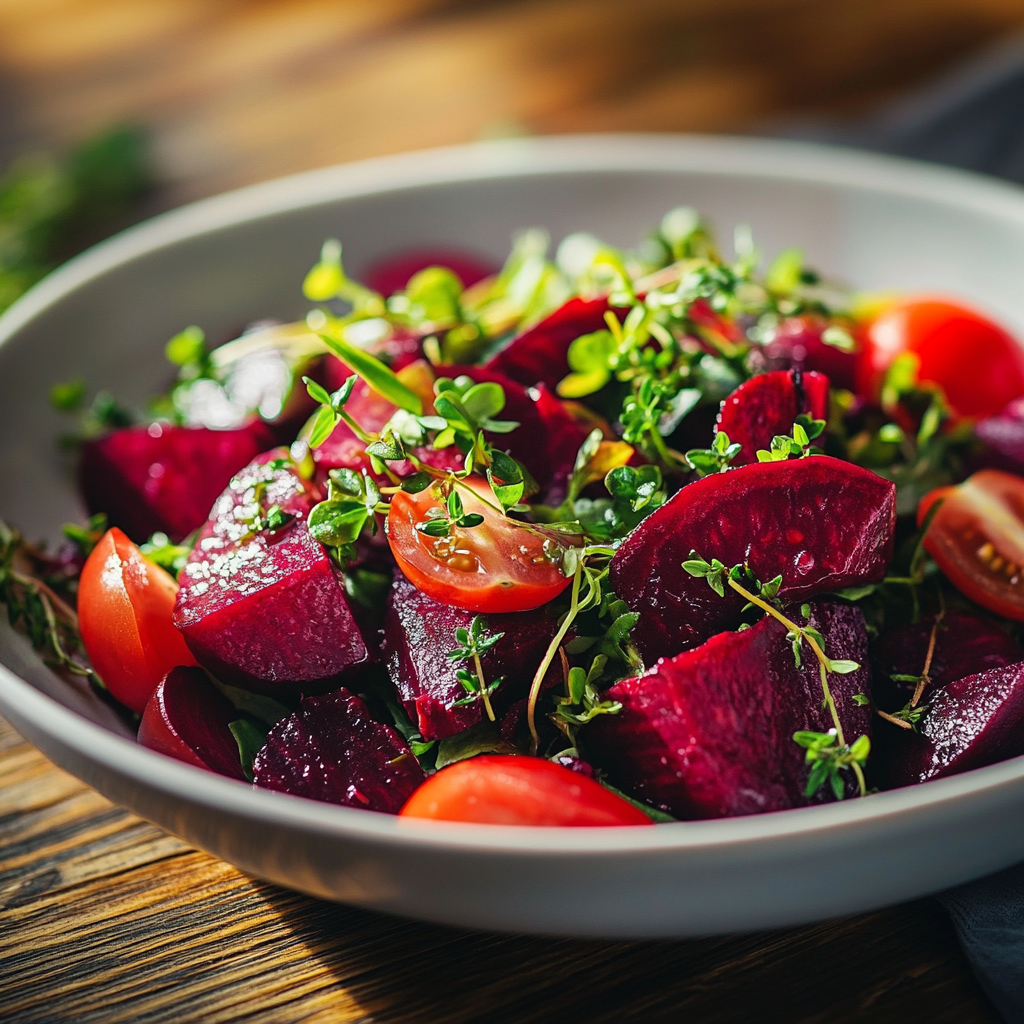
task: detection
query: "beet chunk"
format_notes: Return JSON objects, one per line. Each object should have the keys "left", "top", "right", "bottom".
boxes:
{"left": 872, "top": 611, "right": 1023, "bottom": 708}
{"left": 759, "top": 315, "right": 858, "bottom": 391}
{"left": 716, "top": 369, "right": 829, "bottom": 466}
{"left": 253, "top": 688, "right": 425, "bottom": 812}
{"left": 80, "top": 420, "right": 273, "bottom": 543}
{"left": 138, "top": 666, "right": 246, "bottom": 780}
{"left": 973, "top": 396, "right": 1024, "bottom": 476}
{"left": 382, "top": 574, "right": 558, "bottom": 740}
{"left": 585, "top": 601, "right": 872, "bottom": 819}
{"left": 610, "top": 456, "right": 896, "bottom": 662}
{"left": 880, "top": 661, "right": 1024, "bottom": 787}
{"left": 486, "top": 296, "right": 618, "bottom": 391}
{"left": 174, "top": 450, "right": 374, "bottom": 696}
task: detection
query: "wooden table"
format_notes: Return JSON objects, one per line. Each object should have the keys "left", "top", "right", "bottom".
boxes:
{"left": 2, "top": 2, "right": 1023, "bottom": 1020}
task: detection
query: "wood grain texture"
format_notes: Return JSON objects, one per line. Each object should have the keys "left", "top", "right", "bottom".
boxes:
{"left": 0, "top": 716, "right": 1002, "bottom": 1023}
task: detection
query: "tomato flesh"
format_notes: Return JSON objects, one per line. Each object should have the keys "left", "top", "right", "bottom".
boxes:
{"left": 399, "top": 755, "right": 653, "bottom": 826}
{"left": 919, "top": 470, "right": 1024, "bottom": 621}
{"left": 387, "top": 476, "right": 574, "bottom": 613}
{"left": 859, "top": 298, "right": 1024, "bottom": 418}
{"left": 79, "top": 528, "right": 197, "bottom": 713}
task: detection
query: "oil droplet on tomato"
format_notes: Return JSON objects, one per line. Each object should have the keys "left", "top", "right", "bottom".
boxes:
{"left": 429, "top": 534, "right": 482, "bottom": 573}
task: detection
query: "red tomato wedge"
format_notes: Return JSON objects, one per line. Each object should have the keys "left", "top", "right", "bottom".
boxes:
{"left": 79, "top": 528, "right": 197, "bottom": 713}
{"left": 919, "top": 470, "right": 1024, "bottom": 621}
{"left": 859, "top": 298, "right": 1024, "bottom": 418}
{"left": 399, "top": 755, "right": 653, "bottom": 826}
{"left": 387, "top": 476, "right": 574, "bottom": 613}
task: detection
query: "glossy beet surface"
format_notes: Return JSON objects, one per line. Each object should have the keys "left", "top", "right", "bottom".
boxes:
{"left": 137, "top": 666, "right": 246, "bottom": 780}
{"left": 586, "top": 601, "right": 871, "bottom": 819}
{"left": 760, "top": 315, "right": 858, "bottom": 390}
{"left": 80, "top": 420, "right": 273, "bottom": 542}
{"left": 973, "top": 397, "right": 1024, "bottom": 476}
{"left": 253, "top": 688, "right": 425, "bottom": 812}
{"left": 715, "top": 369, "right": 829, "bottom": 466}
{"left": 872, "top": 612, "right": 1023, "bottom": 708}
{"left": 485, "top": 297, "right": 615, "bottom": 391}
{"left": 382, "top": 574, "right": 558, "bottom": 740}
{"left": 174, "top": 450, "right": 374, "bottom": 695}
{"left": 880, "top": 661, "right": 1024, "bottom": 787}
{"left": 610, "top": 456, "right": 896, "bottom": 662}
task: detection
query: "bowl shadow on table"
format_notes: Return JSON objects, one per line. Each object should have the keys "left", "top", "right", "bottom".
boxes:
{"left": 255, "top": 882, "right": 997, "bottom": 1024}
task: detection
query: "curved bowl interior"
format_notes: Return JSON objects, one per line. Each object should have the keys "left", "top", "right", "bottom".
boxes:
{"left": 3, "top": 134, "right": 1024, "bottom": 938}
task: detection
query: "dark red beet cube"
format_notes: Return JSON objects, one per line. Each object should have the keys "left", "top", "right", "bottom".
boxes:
{"left": 585, "top": 601, "right": 872, "bottom": 819}
{"left": 80, "top": 420, "right": 274, "bottom": 543}
{"left": 872, "top": 611, "right": 1023, "bottom": 708}
{"left": 610, "top": 455, "right": 896, "bottom": 662}
{"left": 760, "top": 315, "right": 858, "bottom": 391}
{"left": 382, "top": 574, "right": 559, "bottom": 740}
{"left": 973, "top": 397, "right": 1024, "bottom": 476}
{"left": 173, "top": 450, "right": 374, "bottom": 696}
{"left": 716, "top": 369, "right": 829, "bottom": 466}
{"left": 485, "top": 296, "right": 621, "bottom": 392}
{"left": 880, "top": 661, "right": 1024, "bottom": 787}
{"left": 361, "top": 248, "right": 498, "bottom": 296}
{"left": 138, "top": 666, "right": 246, "bottom": 780}
{"left": 253, "top": 688, "right": 425, "bottom": 812}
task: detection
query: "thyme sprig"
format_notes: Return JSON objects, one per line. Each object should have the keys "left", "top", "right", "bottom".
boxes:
{"left": 447, "top": 616, "right": 505, "bottom": 721}
{"left": 0, "top": 520, "right": 100, "bottom": 689}
{"left": 683, "top": 551, "right": 869, "bottom": 798}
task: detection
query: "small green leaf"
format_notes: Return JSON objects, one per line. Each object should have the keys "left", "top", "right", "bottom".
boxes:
{"left": 461, "top": 382, "right": 505, "bottom": 422}
{"left": 852, "top": 694, "right": 871, "bottom": 706}
{"left": 229, "top": 717, "right": 270, "bottom": 782}
{"left": 330, "top": 375, "right": 358, "bottom": 411}
{"left": 317, "top": 326, "right": 423, "bottom": 414}
{"left": 50, "top": 379, "right": 87, "bottom": 412}
{"left": 829, "top": 659, "right": 861, "bottom": 675}
{"left": 765, "top": 247, "right": 803, "bottom": 294}
{"left": 307, "top": 405, "right": 339, "bottom": 449}
{"left": 821, "top": 325, "right": 856, "bottom": 353}
{"left": 434, "top": 720, "right": 501, "bottom": 770}
{"left": 568, "top": 666, "right": 587, "bottom": 705}
{"left": 303, "top": 376, "right": 332, "bottom": 407}
{"left": 401, "top": 471, "right": 432, "bottom": 493}
{"left": 165, "top": 325, "right": 205, "bottom": 367}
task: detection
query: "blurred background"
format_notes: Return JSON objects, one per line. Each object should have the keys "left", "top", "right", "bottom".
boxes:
{"left": 5, "top": 0, "right": 1024, "bottom": 310}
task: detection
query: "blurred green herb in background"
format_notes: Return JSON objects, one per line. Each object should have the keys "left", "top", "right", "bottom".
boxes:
{"left": 0, "top": 125, "right": 151, "bottom": 314}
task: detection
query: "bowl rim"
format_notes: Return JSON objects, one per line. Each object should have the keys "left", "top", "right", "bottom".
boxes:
{"left": 4, "top": 131, "right": 1024, "bottom": 856}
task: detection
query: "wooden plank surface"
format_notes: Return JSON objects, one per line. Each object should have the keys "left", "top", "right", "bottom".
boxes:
{"left": 0, "top": 716, "right": 1001, "bottom": 1023}
{"left": 2, "top": 1, "right": 1024, "bottom": 1020}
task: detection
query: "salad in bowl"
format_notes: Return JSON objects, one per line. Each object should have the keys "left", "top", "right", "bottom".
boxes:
{"left": 9, "top": 202, "right": 1024, "bottom": 830}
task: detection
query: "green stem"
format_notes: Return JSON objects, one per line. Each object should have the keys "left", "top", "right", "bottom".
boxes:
{"left": 527, "top": 559, "right": 584, "bottom": 754}
{"left": 474, "top": 651, "right": 495, "bottom": 722}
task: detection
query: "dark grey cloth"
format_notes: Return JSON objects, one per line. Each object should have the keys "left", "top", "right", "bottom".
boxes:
{"left": 938, "top": 864, "right": 1024, "bottom": 1024}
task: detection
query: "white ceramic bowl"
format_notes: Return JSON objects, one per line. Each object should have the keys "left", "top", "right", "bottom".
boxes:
{"left": 4, "top": 134, "right": 1024, "bottom": 939}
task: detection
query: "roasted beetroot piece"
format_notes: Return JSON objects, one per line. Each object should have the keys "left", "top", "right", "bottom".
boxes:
{"left": 760, "top": 315, "right": 858, "bottom": 390}
{"left": 880, "top": 661, "right": 1024, "bottom": 787}
{"left": 529, "top": 383, "right": 591, "bottom": 503}
{"left": 174, "top": 450, "right": 375, "bottom": 696}
{"left": 138, "top": 666, "right": 246, "bottom": 780}
{"left": 383, "top": 574, "right": 558, "bottom": 740}
{"left": 486, "top": 296, "right": 618, "bottom": 392}
{"left": 253, "top": 688, "right": 425, "bottom": 812}
{"left": 362, "top": 249, "right": 498, "bottom": 296}
{"left": 872, "top": 612, "right": 1023, "bottom": 707}
{"left": 585, "top": 601, "right": 871, "bottom": 819}
{"left": 610, "top": 456, "right": 896, "bottom": 662}
{"left": 973, "top": 396, "right": 1024, "bottom": 476}
{"left": 715, "top": 370, "right": 830, "bottom": 466}
{"left": 80, "top": 420, "right": 274, "bottom": 543}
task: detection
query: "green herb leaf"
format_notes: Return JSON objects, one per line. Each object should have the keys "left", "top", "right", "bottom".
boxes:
{"left": 317, "top": 324, "right": 423, "bottom": 414}
{"left": 229, "top": 717, "right": 269, "bottom": 782}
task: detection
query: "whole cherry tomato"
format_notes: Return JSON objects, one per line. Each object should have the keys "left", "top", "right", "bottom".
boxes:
{"left": 918, "top": 469, "right": 1024, "bottom": 621}
{"left": 387, "top": 476, "right": 574, "bottom": 613}
{"left": 399, "top": 755, "right": 653, "bottom": 826}
{"left": 79, "top": 528, "right": 197, "bottom": 713}
{"left": 859, "top": 298, "right": 1024, "bottom": 418}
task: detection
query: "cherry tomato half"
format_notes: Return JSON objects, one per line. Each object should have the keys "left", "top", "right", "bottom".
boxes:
{"left": 859, "top": 298, "right": 1024, "bottom": 419}
{"left": 919, "top": 470, "right": 1024, "bottom": 621}
{"left": 399, "top": 755, "right": 653, "bottom": 826}
{"left": 79, "top": 528, "right": 197, "bottom": 713}
{"left": 387, "top": 476, "right": 574, "bottom": 613}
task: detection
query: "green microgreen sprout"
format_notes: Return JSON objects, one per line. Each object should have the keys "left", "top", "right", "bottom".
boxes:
{"left": 685, "top": 430, "right": 742, "bottom": 477}
{"left": 61, "top": 512, "right": 108, "bottom": 559}
{"left": 307, "top": 467, "right": 389, "bottom": 562}
{"left": 682, "top": 550, "right": 869, "bottom": 798}
{"left": 415, "top": 487, "right": 485, "bottom": 538}
{"left": 447, "top": 616, "right": 505, "bottom": 722}
{"left": 302, "top": 374, "right": 363, "bottom": 448}
{"left": 755, "top": 414, "right": 825, "bottom": 462}
{"left": 552, "top": 652, "right": 622, "bottom": 740}
{"left": 139, "top": 531, "right": 191, "bottom": 577}
{"left": 877, "top": 606, "right": 942, "bottom": 732}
